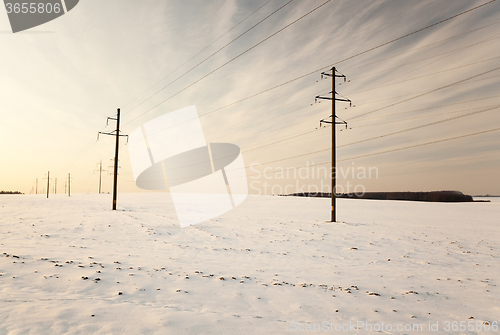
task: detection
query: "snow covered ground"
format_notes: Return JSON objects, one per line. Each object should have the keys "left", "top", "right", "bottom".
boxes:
{"left": 0, "top": 194, "right": 499, "bottom": 334}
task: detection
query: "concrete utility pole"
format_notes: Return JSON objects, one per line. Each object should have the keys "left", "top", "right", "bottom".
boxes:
{"left": 95, "top": 160, "right": 108, "bottom": 194}
{"left": 54, "top": 178, "right": 57, "bottom": 194}
{"left": 68, "top": 173, "right": 71, "bottom": 197}
{"left": 46, "top": 171, "right": 50, "bottom": 198}
{"left": 99, "top": 160, "right": 103, "bottom": 194}
{"left": 316, "top": 67, "right": 351, "bottom": 222}
{"left": 98, "top": 108, "right": 128, "bottom": 210}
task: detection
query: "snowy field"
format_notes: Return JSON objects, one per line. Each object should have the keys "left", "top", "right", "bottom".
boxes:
{"left": 0, "top": 194, "right": 499, "bottom": 334}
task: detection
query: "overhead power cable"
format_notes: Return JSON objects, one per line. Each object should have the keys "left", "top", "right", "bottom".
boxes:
{"left": 124, "top": 0, "right": 290, "bottom": 115}
{"left": 352, "top": 33, "right": 500, "bottom": 95}
{"left": 125, "top": 0, "right": 498, "bottom": 142}
{"left": 340, "top": 105, "right": 500, "bottom": 147}
{"left": 200, "top": 104, "right": 500, "bottom": 175}
{"left": 205, "top": 46, "right": 500, "bottom": 142}
{"left": 209, "top": 53, "right": 500, "bottom": 147}
{"left": 177, "top": 0, "right": 499, "bottom": 123}
{"left": 53, "top": 0, "right": 497, "bottom": 183}
{"left": 349, "top": 40, "right": 500, "bottom": 94}
{"left": 345, "top": 18, "right": 500, "bottom": 72}
{"left": 122, "top": 0, "right": 273, "bottom": 111}
{"left": 202, "top": 80, "right": 330, "bottom": 136}
{"left": 123, "top": 0, "right": 331, "bottom": 127}
{"left": 348, "top": 66, "right": 500, "bottom": 121}
{"left": 338, "top": 127, "right": 500, "bottom": 162}
{"left": 240, "top": 127, "right": 500, "bottom": 181}
{"left": 351, "top": 104, "right": 500, "bottom": 129}
{"left": 164, "top": 126, "right": 500, "bottom": 184}
{"left": 351, "top": 93, "right": 500, "bottom": 122}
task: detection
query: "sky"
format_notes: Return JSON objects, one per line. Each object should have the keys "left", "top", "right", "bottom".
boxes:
{"left": 1, "top": 0, "right": 499, "bottom": 196}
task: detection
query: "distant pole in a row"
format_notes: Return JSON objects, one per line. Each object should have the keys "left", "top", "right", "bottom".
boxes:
{"left": 36, "top": 178, "right": 38, "bottom": 194}
{"left": 95, "top": 160, "right": 108, "bottom": 194}
{"left": 46, "top": 171, "right": 50, "bottom": 199}
{"left": 68, "top": 173, "right": 71, "bottom": 197}
{"left": 98, "top": 160, "right": 103, "bottom": 194}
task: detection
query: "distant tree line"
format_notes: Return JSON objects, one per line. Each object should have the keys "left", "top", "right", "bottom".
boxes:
{"left": 0, "top": 191, "right": 23, "bottom": 194}
{"left": 286, "top": 191, "right": 474, "bottom": 202}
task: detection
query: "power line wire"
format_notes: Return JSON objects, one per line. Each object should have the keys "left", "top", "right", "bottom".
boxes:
{"left": 352, "top": 33, "right": 500, "bottom": 95}
{"left": 124, "top": 0, "right": 291, "bottom": 115}
{"left": 353, "top": 74, "right": 500, "bottom": 107}
{"left": 351, "top": 93, "right": 500, "bottom": 122}
{"left": 348, "top": 65, "right": 500, "bottom": 121}
{"left": 169, "top": 0, "right": 498, "bottom": 125}
{"left": 55, "top": 0, "right": 498, "bottom": 183}
{"left": 351, "top": 104, "right": 500, "bottom": 129}
{"left": 209, "top": 52, "right": 500, "bottom": 145}
{"left": 338, "top": 127, "right": 500, "bottom": 162}
{"left": 126, "top": 53, "right": 499, "bottom": 149}
{"left": 344, "top": 18, "right": 500, "bottom": 72}
{"left": 203, "top": 79, "right": 330, "bottom": 136}
{"left": 347, "top": 33, "right": 500, "bottom": 84}
{"left": 340, "top": 105, "right": 499, "bottom": 148}
{"left": 164, "top": 125, "right": 500, "bottom": 184}
{"left": 174, "top": 104, "right": 499, "bottom": 177}
{"left": 121, "top": 0, "right": 273, "bottom": 111}
{"left": 123, "top": 0, "right": 331, "bottom": 127}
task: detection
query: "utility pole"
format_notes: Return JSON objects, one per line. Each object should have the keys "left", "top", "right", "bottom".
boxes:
{"left": 36, "top": 178, "right": 38, "bottom": 194}
{"left": 94, "top": 160, "right": 108, "bottom": 194}
{"left": 98, "top": 108, "right": 128, "bottom": 210}
{"left": 54, "top": 178, "right": 57, "bottom": 194}
{"left": 46, "top": 171, "right": 50, "bottom": 198}
{"left": 316, "top": 67, "right": 352, "bottom": 222}
{"left": 98, "top": 160, "right": 103, "bottom": 194}
{"left": 68, "top": 173, "right": 71, "bottom": 197}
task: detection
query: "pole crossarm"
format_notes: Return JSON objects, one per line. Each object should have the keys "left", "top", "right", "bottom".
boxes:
{"left": 106, "top": 116, "right": 117, "bottom": 126}
{"left": 321, "top": 67, "right": 347, "bottom": 81}
{"left": 315, "top": 95, "right": 352, "bottom": 104}
{"left": 319, "top": 117, "right": 347, "bottom": 126}
{"left": 315, "top": 91, "right": 352, "bottom": 106}
{"left": 97, "top": 131, "right": 129, "bottom": 143}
